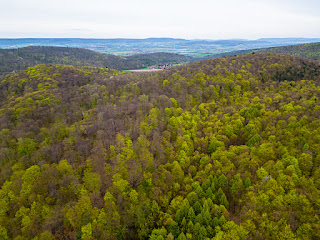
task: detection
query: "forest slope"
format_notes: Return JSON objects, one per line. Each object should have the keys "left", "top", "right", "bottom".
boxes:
{"left": 208, "top": 42, "right": 320, "bottom": 60}
{"left": 0, "top": 46, "right": 196, "bottom": 76}
{"left": 0, "top": 53, "right": 320, "bottom": 239}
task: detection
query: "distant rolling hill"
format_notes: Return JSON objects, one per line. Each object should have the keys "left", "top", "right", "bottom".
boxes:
{"left": 1, "top": 38, "right": 320, "bottom": 56}
{"left": 207, "top": 42, "right": 320, "bottom": 60}
{"left": 0, "top": 46, "right": 197, "bottom": 76}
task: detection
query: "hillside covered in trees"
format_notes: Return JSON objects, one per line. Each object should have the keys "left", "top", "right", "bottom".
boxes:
{"left": 0, "top": 53, "right": 320, "bottom": 239}
{"left": 0, "top": 46, "right": 196, "bottom": 76}
{"left": 209, "top": 42, "right": 320, "bottom": 61}
{"left": 257, "top": 42, "right": 320, "bottom": 60}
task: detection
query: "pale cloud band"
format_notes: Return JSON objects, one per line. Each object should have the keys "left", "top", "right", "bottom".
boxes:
{"left": 1, "top": 0, "right": 319, "bottom": 39}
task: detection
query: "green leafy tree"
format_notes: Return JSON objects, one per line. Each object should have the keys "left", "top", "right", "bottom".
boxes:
{"left": 169, "top": 221, "right": 180, "bottom": 239}
{"left": 218, "top": 174, "right": 228, "bottom": 188}
{"left": 17, "top": 137, "right": 36, "bottom": 158}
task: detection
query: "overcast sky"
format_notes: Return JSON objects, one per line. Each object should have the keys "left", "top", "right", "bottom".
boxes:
{"left": 1, "top": 0, "right": 320, "bottom": 39}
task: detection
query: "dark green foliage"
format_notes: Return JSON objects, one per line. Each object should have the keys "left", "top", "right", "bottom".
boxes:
{"left": 168, "top": 221, "right": 180, "bottom": 238}
{"left": 187, "top": 207, "right": 196, "bottom": 223}
{"left": 193, "top": 201, "right": 203, "bottom": 215}
{"left": 218, "top": 174, "right": 228, "bottom": 188}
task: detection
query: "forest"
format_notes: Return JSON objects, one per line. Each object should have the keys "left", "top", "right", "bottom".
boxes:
{"left": 0, "top": 52, "right": 320, "bottom": 239}
{"left": 1, "top": 42, "right": 319, "bottom": 77}
{"left": 209, "top": 42, "right": 320, "bottom": 61}
{"left": 257, "top": 42, "right": 320, "bottom": 60}
{"left": 0, "top": 46, "right": 196, "bottom": 76}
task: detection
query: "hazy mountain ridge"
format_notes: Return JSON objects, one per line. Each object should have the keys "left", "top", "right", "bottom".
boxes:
{"left": 1, "top": 53, "right": 320, "bottom": 239}
{"left": 1, "top": 38, "right": 320, "bottom": 56}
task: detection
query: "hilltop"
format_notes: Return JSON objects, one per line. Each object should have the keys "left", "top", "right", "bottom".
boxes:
{"left": 0, "top": 53, "right": 320, "bottom": 239}
{"left": 0, "top": 46, "right": 196, "bottom": 76}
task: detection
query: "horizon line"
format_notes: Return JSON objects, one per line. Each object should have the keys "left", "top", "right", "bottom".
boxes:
{"left": 1, "top": 37, "right": 320, "bottom": 41}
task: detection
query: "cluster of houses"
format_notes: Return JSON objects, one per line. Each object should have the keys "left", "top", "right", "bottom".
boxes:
{"left": 148, "top": 64, "right": 171, "bottom": 70}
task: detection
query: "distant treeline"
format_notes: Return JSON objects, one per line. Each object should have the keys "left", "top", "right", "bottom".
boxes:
{"left": 0, "top": 46, "right": 196, "bottom": 76}
{"left": 1, "top": 42, "right": 319, "bottom": 77}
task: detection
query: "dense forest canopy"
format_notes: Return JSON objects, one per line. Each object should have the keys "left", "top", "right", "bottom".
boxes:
{"left": 0, "top": 46, "right": 196, "bottom": 76}
{"left": 257, "top": 42, "right": 320, "bottom": 60}
{"left": 0, "top": 53, "right": 320, "bottom": 239}
{"left": 209, "top": 42, "right": 320, "bottom": 61}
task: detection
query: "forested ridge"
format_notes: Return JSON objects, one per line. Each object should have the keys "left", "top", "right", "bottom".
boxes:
{"left": 208, "top": 42, "right": 320, "bottom": 61}
{"left": 257, "top": 42, "right": 320, "bottom": 60}
{"left": 0, "top": 53, "right": 320, "bottom": 239}
{"left": 0, "top": 46, "right": 195, "bottom": 76}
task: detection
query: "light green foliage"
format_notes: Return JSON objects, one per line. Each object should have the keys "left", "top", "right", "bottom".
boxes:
{"left": 163, "top": 80, "right": 169, "bottom": 86}
{"left": 17, "top": 138, "right": 36, "bottom": 158}
{"left": 66, "top": 195, "right": 98, "bottom": 231}
{"left": 39, "top": 231, "right": 54, "bottom": 240}
{"left": 83, "top": 172, "right": 101, "bottom": 193}
{"left": 256, "top": 167, "right": 269, "bottom": 180}
{"left": 56, "top": 159, "right": 74, "bottom": 175}
{"left": 20, "top": 165, "right": 41, "bottom": 197}
{"left": 129, "top": 189, "right": 139, "bottom": 204}
{"left": 0, "top": 226, "right": 8, "bottom": 240}
{"left": 112, "top": 173, "right": 130, "bottom": 193}
{"left": 171, "top": 98, "right": 178, "bottom": 108}
{"left": 81, "top": 223, "right": 92, "bottom": 239}
{"left": 0, "top": 181, "right": 14, "bottom": 217}
{"left": 112, "top": 134, "right": 134, "bottom": 177}
{"left": 83, "top": 160, "right": 101, "bottom": 193}
{"left": 214, "top": 221, "right": 248, "bottom": 240}
{"left": 208, "top": 138, "right": 225, "bottom": 154}
{"left": 177, "top": 232, "right": 187, "bottom": 240}
{"left": 150, "top": 227, "right": 167, "bottom": 240}
{"left": 137, "top": 135, "right": 153, "bottom": 170}
{"left": 172, "top": 163, "right": 184, "bottom": 183}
